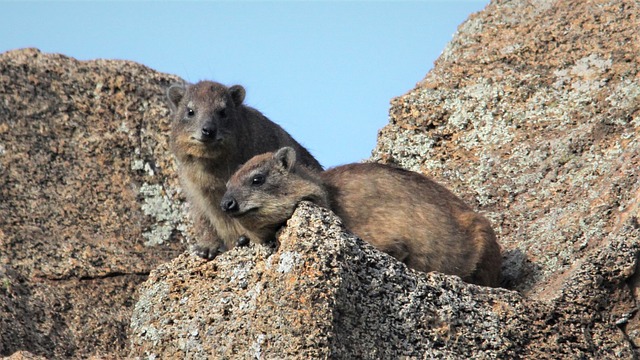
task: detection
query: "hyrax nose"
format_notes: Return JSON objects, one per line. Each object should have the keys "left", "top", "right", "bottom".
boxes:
{"left": 201, "top": 122, "right": 217, "bottom": 139}
{"left": 221, "top": 195, "right": 239, "bottom": 213}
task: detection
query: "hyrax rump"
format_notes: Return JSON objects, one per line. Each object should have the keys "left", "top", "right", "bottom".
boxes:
{"left": 167, "top": 81, "right": 322, "bottom": 259}
{"left": 221, "top": 147, "right": 502, "bottom": 287}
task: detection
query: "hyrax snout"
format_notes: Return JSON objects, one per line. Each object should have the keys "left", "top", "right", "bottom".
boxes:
{"left": 223, "top": 147, "right": 502, "bottom": 287}
{"left": 167, "top": 81, "right": 322, "bottom": 259}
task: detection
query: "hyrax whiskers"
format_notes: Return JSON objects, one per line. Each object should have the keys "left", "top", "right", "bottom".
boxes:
{"left": 221, "top": 147, "right": 501, "bottom": 287}
{"left": 167, "top": 81, "right": 322, "bottom": 259}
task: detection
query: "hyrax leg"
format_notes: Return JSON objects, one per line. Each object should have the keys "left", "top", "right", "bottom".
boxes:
{"left": 190, "top": 211, "right": 227, "bottom": 260}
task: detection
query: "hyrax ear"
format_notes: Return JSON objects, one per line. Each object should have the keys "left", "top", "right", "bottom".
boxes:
{"left": 229, "top": 85, "right": 246, "bottom": 107}
{"left": 167, "top": 83, "right": 186, "bottom": 112}
{"left": 274, "top": 147, "right": 297, "bottom": 172}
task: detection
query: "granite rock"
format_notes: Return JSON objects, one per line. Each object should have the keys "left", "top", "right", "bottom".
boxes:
{"left": 370, "top": 0, "right": 640, "bottom": 352}
{"left": 372, "top": 0, "right": 640, "bottom": 296}
{"left": 0, "top": 48, "right": 187, "bottom": 358}
{"left": 4, "top": 0, "right": 640, "bottom": 357}
{"left": 130, "top": 202, "right": 638, "bottom": 358}
{"left": 131, "top": 0, "right": 640, "bottom": 358}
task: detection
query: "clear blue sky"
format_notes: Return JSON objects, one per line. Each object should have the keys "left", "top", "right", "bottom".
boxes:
{"left": 1, "top": 1, "right": 488, "bottom": 168}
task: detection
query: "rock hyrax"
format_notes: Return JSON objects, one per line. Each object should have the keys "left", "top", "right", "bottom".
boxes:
{"left": 167, "top": 81, "right": 322, "bottom": 259}
{"left": 221, "top": 147, "right": 501, "bottom": 287}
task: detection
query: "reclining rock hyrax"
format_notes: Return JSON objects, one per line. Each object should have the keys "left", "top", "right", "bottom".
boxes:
{"left": 167, "top": 81, "right": 322, "bottom": 259}
{"left": 221, "top": 147, "right": 502, "bottom": 287}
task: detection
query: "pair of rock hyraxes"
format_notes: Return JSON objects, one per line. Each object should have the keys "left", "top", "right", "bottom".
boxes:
{"left": 167, "top": 81, "right": 501, "bottom": 287}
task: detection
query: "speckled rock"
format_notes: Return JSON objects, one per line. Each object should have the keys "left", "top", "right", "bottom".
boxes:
{"left": 372, "top": 0, "right": 639, "bottom": 294}
{"left": 370, "top": 0, "right": 640, "bottom": 352}
{"left": 130, "top": 202, "right": 638, "bottom": 358}
{"left": 0, "top": 48, "right": 187, "bottom": 358}
{"left": 5, "top": 0, "right": 640, "bottom": 357}
{"left": 130, "top": 203, "right": 338, "bottom": 359}
{"left": 2, "top": 351, "right": 48, "bottom": 360}
{"left": 130, "top": 0, "right": 640, "bottom": 358}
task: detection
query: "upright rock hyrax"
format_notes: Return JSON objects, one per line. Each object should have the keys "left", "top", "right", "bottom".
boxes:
{"left": 221, "top": 147, "right": 502, "bottom": 287}
{"left": 167, "top": 81, "right": 322, "bottom": 259}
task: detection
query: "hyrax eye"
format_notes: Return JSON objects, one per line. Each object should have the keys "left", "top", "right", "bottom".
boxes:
{"left": 251, "top": 174, "right": 265, "bottom": 186}
{"left": 187, "top": 108, "right": 195, "bottom": 117}
{"left": 217, "top": 108, "right": 227, "bottom": 118}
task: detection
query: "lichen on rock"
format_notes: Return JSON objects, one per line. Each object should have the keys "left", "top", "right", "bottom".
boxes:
{"left": 3, "top": 0, "right": 640, "bottom": 358}
{"left": 0, "top": 48, "right": 186, "bottom": 358}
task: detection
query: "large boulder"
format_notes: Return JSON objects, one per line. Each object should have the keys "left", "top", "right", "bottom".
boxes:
{"left": 370, "top": 0, "right": 640, "bottom": 348}
{"left": 130, "top": 0, "right": 640, "bottom": 358}
{"left": 372, "top": 0, "right": 640, "bottom": 297}
{"left": 129, "top": 202, "right": 637, "bottom": 358}
{"left": 0, "top": 48, "right": 187, "bottom": 358}
{"left": 3, "top": 0, "right": 640, "bottom": 357}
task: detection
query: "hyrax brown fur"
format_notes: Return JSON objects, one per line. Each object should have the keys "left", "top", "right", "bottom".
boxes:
{"left": 167, "top": 81, "right": 322, "bottom": 259}
{"left": 221, "top": 147, "right": 502, "bottom": 287}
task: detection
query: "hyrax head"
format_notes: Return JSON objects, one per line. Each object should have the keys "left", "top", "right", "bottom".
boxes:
{"left": 221, "top": 147, "right": 326, "bottom": 239}
{"left": 167, "top": 81, "right": 246, "bottom": 160}
{"left": 220, "top": 147, "right": 299, "bottom": 231}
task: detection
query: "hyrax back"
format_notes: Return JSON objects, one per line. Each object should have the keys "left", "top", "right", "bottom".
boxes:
{"left": 167, "top": 81, "right": 322, "bottom": 259}
{"left": 222, "top": 147, "right": 501, "bottom": 287}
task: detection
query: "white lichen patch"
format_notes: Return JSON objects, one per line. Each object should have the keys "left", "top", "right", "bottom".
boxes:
{"left": 130, "top": 281, "right": 169, "bottom": 346}
{"left": 143, "top": 162, "right": 155, "bottom": 177}
{"left": 239, "top": 282, "right": 263, "bottom": 312}
{"left": 117, "top": 120, "right": 130, "bottom": 134}
{"left": 553, "top": 54, "right": 612, "bottom": 93}
{"left": 140, "top": 184, "right": 174, "bottom": 222}
{"left": 231, "top": 261, "right": 252, "bottom": 287}
{"left": 143, "top": 224, "right": 174, "bottom": 247}
{"left": 131, "top": 159, "right": 145, "bottom": 171}
{"left": 605, "top": 80, "right": 640, "bottom": 125}
{"left": 501, "top": 43, "right": 522, "bottom": 56}
{"left": 131, "top": 158, "right": 156, "bottom": 177}
{"left": 139, "top": 183, "right": 183, "bottom": 246}
{"left": 277, "top": 251, "right": 303, "bottom": 273}
{"left": 251, "top": 333, "right": 266, "bottom": 359}
{"left": 445, "top": 82, "right": 516, "bottom": 150}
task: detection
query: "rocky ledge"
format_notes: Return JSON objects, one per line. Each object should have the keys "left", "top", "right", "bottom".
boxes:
{"left": 130, "top": 202, "right": 637, "bottom": 358}
{"left": 2, "top": 0, "right": 640, "bottom": 358}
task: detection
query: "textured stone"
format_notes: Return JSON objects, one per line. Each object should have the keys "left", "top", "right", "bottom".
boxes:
{"left": 130, "top": 202, "right": 638, "bottom": 358}
{"left": 131, "top": 0, "right": 640, "bottom": 358}
{"left": 372, "top": 0, "right": 640, "bottom": 295}
{"left": 130, "top": 204, "right": 338, "bottom": 359}
{"left": 0, "top": 48, "right": 187, "bottom": 358}
{"left": 370, "top": 0, "right": 640, "bottom": 353}
{"left": 2, "top": 351, "right": 48, "bottom": 360}
{"left": 4, "top": 0, "right": 640, "bottom": 357}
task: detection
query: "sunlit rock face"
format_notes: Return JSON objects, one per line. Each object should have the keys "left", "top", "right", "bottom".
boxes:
{"left": 3, "top": 0, "right": 640, "bottom": 357}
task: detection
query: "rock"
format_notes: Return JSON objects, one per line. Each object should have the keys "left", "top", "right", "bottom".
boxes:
{"left": 370, "top": 0, "right": 640, "bottom": 352}
{"left": 130, "top": 202, "right": 637, "bottom": 358}
{"left": 2, "top": 351, "right": 48, "bottom": 360}
{"left": 372, "top": 0, "right": 640, "bottom": 295}
{"left": 130, "top": 0, "right": 640, "bottom": 357}
{"left": 4, "top": 0, "right": 640, "bottom": 357}
{"left": 0, "top": 48, "right": 187, "bottom": 358}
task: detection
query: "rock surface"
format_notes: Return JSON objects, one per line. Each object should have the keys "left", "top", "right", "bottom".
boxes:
{"left": 3, "top": 0, "right": 640, "bottom": 358}
{"left": 131, "top": 0, "right": 640, "bottom": 358}
{"left": 372, "top": 0, "right": 640, "bottom": 295}
{"left": 370, "top": 0, "right": 640, "bottom": 349}
{"left": 0, "top": 49, "right": 187, "bottom": 358}
{"left": 130, "top": 202, "right": 638, "bottom": 359}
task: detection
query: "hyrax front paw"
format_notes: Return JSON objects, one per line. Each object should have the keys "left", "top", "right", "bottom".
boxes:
{"left": 235, "top": 235, "right": 250, "bottom": 247}
{"left": 191, "top": 243, "right": 224, "bottom": 260}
